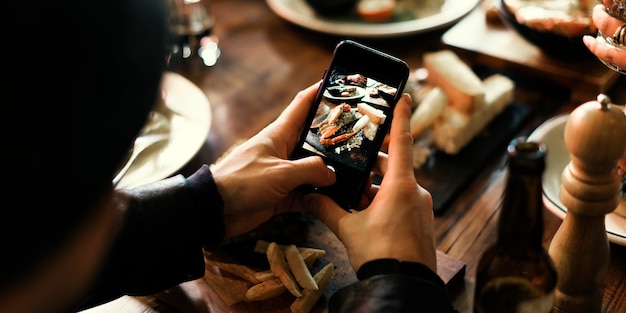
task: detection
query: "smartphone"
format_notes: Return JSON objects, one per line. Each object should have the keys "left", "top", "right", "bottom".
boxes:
{"left": 291, "top": 40, "right": 410, "bottom": 209}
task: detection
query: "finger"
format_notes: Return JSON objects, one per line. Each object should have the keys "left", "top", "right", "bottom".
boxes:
{"left": 386, "top": 93, "right": 415, "bottom": 177}
{"left": 583, "top": 35, "right": 626, "bottom": 69}
{"left": 290, "top": 156, "right": 336, "bottom": 187}
{"left": 371, "top": 151, "right": 389, "bottom": 176}
{"left": 302, "top": 192, "right": 348, "bottom": 236}
{"left": 593, "top": 4, "right": 625, "bottom": 37}
{"left": 363, "top": 183, "right": 379, "bottom": 200}
{"left": 355, "top": 183, "right": 378, "bottom": 210}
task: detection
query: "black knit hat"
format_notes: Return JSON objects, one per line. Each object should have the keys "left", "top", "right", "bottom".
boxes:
{"left": 1, "top": 0, "right": 168, "bottom": 290}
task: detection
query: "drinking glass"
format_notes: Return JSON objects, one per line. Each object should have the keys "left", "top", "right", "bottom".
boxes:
{"left": 166, "top": 0, "right": 220, "bottom": 66}
{"left": 596, "top": 0, "right": 626, "bottom": 73}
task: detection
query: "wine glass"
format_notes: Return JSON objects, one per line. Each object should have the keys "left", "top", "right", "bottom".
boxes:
{"left": 596, "top": 0, "right": 626, "bottom": 74}
{"left": 166, "top": 0, "right": 220, "bottom": 66}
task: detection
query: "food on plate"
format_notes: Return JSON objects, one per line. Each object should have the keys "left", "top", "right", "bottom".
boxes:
{"left": 423, "top": 50, "right": 485, "bottom": 114}
{"left": 327, "top": 86, "right": 359, "bottom": 98}
{"left": 433, "top": 73, "right": 514, "bottom": 154}
{"left": 290, "top": 263, "right": 334, "bottom": 313}
{"left": 267, "top": 241, "right": 303, "bottom": 297}
{"left": 502, "top": 0, "right": 596, "bottom": 37}
{"left": 305, "top": 0, "right": 358, "bottom": 16}
{"left": 204, "top": 240, "right": 332, "bottom": 312}
{"left": 357, "top": 0, "right": 397, "bottom": 22}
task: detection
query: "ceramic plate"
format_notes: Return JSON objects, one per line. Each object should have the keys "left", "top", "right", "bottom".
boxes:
{"left": 323, "top": 85, "right": 366, "bottom": 101}
{"left": 265, "top": 0, "right": 480, "bottom": 38}
{"left": 528, "top": 114, "right": 626, "bottom": 246}
{"left": 115, "top": 72, "right": 211, "bottom": 189}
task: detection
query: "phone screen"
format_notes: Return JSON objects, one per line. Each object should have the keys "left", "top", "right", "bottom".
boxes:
{"left": 302, "top": 67, "right": 398, "bottom": 172}
{"left": 293, "top": 40, "right": 409, "bottom": 209}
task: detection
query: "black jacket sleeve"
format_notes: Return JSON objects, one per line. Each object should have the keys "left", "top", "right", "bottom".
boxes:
{"left": 76, "top": 164, "right": 224, "bottom": 310}
{"left": 328, "top": 259, "right": 459, "bottom": 313}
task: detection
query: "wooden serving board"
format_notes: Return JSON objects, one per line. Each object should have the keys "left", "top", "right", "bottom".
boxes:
{"left": 152, "top": 213, "right": 466, "bottom": 313}
{"left": 441, "top": 5, "right": 621, "bottom": 102}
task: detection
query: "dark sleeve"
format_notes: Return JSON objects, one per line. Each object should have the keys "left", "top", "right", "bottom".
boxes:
{"left": 76, "top": 164, "right": 225, "bottom": 309}
{"left": 328, "top": 259, "right": 459, "bottom": 313}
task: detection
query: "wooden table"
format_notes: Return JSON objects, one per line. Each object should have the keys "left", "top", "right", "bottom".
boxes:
{"left": 84, "top": 1, "right": 626, "bottom": 312}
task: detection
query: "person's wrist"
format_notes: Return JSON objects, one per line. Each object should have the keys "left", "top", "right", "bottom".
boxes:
{"left": 186, "top": 165, "right": 226, "bottom": 245}
{"left": 356, "top": 258, "right": 441, "bottom": 282}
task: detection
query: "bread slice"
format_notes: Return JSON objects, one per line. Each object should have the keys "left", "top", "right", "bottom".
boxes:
{"left": 432, "top": 74, "right": 514, "bottom": 154}
{"left": 423, "top": 50, "right": 485, "bottom": 114}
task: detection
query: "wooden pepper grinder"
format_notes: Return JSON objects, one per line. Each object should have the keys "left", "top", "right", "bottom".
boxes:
{"left": 548, "top": 94, "right": 626, "bottom": 313}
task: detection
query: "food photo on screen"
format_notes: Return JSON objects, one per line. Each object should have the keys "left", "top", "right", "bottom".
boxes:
{"left": 302, "top": 69, "right": 397, "bottom": 171}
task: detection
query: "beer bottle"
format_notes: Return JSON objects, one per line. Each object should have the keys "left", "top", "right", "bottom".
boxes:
{"left": 473, "top": 137, "right": 557, "bottom": 313}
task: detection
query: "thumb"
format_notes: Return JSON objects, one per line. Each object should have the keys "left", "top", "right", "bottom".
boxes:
{"left": 290, "top": 156, "right": 336, "bottom": 188}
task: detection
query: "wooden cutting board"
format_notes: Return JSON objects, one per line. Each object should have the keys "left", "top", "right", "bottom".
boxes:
{"left": 153, "top": 213, "right": 466, "bottom": 313}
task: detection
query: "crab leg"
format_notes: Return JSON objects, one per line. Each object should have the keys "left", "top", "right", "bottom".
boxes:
{"left": 319, "top": 115, "right": 370, "bottom": 147}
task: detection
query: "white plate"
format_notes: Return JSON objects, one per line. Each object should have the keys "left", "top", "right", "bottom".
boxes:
{"left": 324, "top": 85, "right": 366, "bottom": 101}
{"left": 266, "top": 0, "right": 480, "bottom": 38}
{"left": 115, "top": 72, "right": 211, "bottom": 189}
{"left": 528, "top": 114, "right": 626, "bottom": 246}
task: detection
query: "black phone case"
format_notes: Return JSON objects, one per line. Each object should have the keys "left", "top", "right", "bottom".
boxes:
{"left": 293, "top": 40, "right": 409, "bottom": 209}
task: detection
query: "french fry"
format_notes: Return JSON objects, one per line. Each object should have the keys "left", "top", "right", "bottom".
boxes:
{"left": 245, "top": 277, "right": 288, "bottom": 301}
{"left": 267, "top": 242, "right": 302, "bottom": 297}
{"left": 254, "top": 269, "right": 275, "bottom": 282}
{"left": 205, "top": 258, "right": 262, "bottom": 284}
{"left": 254, "top": 240, "right": 326, "bottom": 267}
{"left": 300, "top": 248, "right": 326, "bottom": 267}
{"left": 290, "top": 263, "right": 334, "bottom": 313}
{"left": 285, "top": 244, "right": 319, "bottom": 290}
{"left": 253, "top": 240, "right": 271, "bottom": 253}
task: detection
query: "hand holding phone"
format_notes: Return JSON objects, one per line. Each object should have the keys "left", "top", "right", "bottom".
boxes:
{"left": 291, "top": 40, "right": 410, "bottom": 209}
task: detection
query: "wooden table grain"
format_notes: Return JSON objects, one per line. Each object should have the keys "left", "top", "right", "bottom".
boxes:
{"left": 83, "top": 1, "right": 626, "bottom": 312}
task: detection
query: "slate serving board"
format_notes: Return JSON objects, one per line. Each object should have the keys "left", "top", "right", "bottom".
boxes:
{"left": 414, "top": 103, "right": 531, "bottom": 215}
